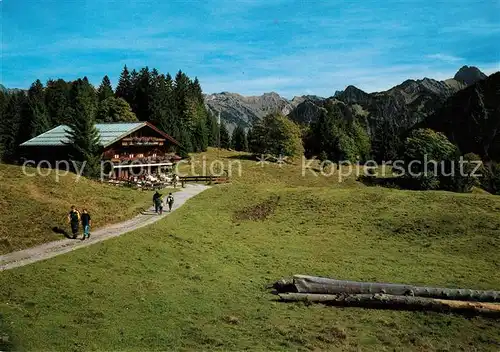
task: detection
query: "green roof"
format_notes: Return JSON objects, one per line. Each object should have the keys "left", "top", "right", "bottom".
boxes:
{"left": 20, "top": 122, "right": 147, "bottom": 148}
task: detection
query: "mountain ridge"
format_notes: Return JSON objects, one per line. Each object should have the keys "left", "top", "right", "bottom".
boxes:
{"left": 204, "top": 66, "right": 488, "bottom": 131}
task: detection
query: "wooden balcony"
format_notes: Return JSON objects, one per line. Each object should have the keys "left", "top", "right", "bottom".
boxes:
{"left": 121, "top": 137, "right": 165, "bottom": 146}
{"left": 108, "top": 154, "right": 180, "bottom": 165}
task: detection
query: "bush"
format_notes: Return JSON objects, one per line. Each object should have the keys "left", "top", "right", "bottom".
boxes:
{"left": 443, "top": 153, "right": 484, "bottom": 193}
{"left": 309, "top": 110, "right": 370, "bottom": 163}
{"left": 249, "top": 113, "right": 304, "bottom": 159}
{"left": 402, "top": 128, "right": 459, "bottom": 190}
{"left": 480, "top": 162, "right": 500, "bottom": 195}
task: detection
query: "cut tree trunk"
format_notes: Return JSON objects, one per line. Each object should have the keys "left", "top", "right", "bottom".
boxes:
{"left": 278, "top": 293, "right": 500, "bottom": 317}
{"left": 272, "top": 275, "right": 500, "bottom": 303}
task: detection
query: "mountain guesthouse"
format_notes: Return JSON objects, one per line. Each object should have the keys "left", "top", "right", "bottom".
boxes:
{"left": 19, "top": 122, "right": 181, "bottom": 180}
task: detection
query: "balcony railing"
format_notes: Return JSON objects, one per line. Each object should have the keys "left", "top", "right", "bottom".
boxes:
{"left": 122, "top": 137, "right": 165, "bottom": 146}
{"left": 109, "top": 154, "right": 180, "bottom": 165}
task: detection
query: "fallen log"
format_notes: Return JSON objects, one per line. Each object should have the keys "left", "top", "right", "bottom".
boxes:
{"left": 277, "top": 293, "right": 500, "bottom": 317}
{"left": 272, "top": 275, "right": 500, "bottom": 303}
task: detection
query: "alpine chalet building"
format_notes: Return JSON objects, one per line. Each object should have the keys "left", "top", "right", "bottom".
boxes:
{"left": 20, "top": 122, "right": 181, "bottom": 179}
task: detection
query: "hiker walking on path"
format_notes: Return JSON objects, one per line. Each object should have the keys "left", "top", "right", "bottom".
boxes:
{"left": 67, "top": 206, "right": 80, "bottom": 239}
{"left": 153, "top": 191, "right": 162, "bottom": 213}
{"left": 166, "top": 192, "right": 174, "bottom": 212}
{"left": 80, "top": 209, "right": 92, "bottom": 240}
{"left": 157, "top": 193, "right": 164, "bottom": 215}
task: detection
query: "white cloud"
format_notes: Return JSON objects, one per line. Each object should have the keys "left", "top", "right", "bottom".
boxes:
{"left": 426, "top": 53, "right": 463, "bottom": 63}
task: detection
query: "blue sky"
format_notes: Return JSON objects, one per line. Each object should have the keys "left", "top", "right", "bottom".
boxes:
{"left": 1, "top": 0, "right": 499, "bottom": 98}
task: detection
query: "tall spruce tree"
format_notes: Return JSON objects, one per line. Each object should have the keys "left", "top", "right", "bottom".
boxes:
{"left": 149, "top": 70, "right": 169, "bottom": 129}
{"left": 65, "top": 79, "right": 101, "bottom": 177}
{"left": 45, "top": 79, "right": 71, "bottom": 125}
{"left": 193, "top": 119, "right": 208, "bottom": 152}
{"left": 0, "top": 91, "right": 6, "bottom": 159}
{"left": 133, "top": 67, "right": 152, "bottom": 121}
{"left": 97, "top": 75, "right": 114, "bottom": 102}
{"left": 174, "top": 70, "right": 195, "bottom": 152}
{"left": 246, "top": 126, "right": 256, "bottom": 153}
{"left": 220, "top": 123, "right": 231, "bottom": 149}
{"left": 206, "top": 111, "right": 219, "bottom": 147}
{"left": 0, "top": 92, "right": 26, "bottom": 162}
{"left": 115, "top": 65, "right": 133, "bottom": 105}
{"left": 231, "top": 125, "right": 247, "bottom": 151}
{"left": 161, "top": 73, "right": 178, "bottom": 136}
{"left": 189, "top": 77, "right": 204, "bottom": 104}
{"left": 26, "top": 79, "right": 50, "bottom": 139}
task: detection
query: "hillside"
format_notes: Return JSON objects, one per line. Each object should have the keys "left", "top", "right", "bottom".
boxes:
{"left": 423, "top": 72, "right": 500, "bottom": 160}
{"left": 288, "top": 66, "right": 492, "bottom": 160}
{"left": 291, "top": 70, "right": 474, "bottom": 127}
{"left": 1, "top": 149, "right": 499, "bottom": 350}
{"left": 0, "top": 164, "right": 153, "bottom": 254}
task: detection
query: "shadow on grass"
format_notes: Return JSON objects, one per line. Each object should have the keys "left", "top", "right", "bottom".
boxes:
{"left": 51, "top": 226, "right": 73, "bottom": 239}
{"left": 275, "top": 299, "right": 500, "bottom": 319}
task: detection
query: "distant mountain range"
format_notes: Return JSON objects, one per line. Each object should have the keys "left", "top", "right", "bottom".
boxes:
{"left": 204, "top": 66, "right": 487, "bottom": 131}
{"left": 290, "top": 67, "right": 484, "bottom": 130}
{"left": 205, "top": 65, "right": 500, "bottom": 160}
{"left": 203, "top": 92, "right": 324, "bottom": 132}
{"left": 0, "top": 83, "right": 24, "bottom": 94}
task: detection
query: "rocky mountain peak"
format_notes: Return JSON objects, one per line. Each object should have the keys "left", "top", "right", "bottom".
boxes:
{"left": 204, "top": 91, "right": 309, "bottom": 132}
{"left": 335, "top": 85, "right": 370, "bottom": 104}
{"left": 453, "top": 66, "right": 487, "bottom": 86}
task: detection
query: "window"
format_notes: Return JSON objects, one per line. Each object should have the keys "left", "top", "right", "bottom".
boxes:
{"left": 152, "top": 153, "right": 157, "bottom": 157}
{"left": 114, "top": 154, "right": 119, "bottom": 159}
{"left": 129, "top": 154, "right": 134, "bottom": 158}
{"left": 137, "top": 153, "right": 144, "bottom": 158}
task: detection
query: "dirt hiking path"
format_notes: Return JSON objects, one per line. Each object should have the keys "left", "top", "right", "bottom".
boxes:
{"left": 0, "top": 184, "right": 210, "bottom": 271}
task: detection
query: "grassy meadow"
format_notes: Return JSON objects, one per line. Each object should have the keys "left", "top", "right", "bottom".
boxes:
{"left": 1, "top": 149, "right": 499, "bottom": 351}
{"left": 0, "top": 163, "right": 160, "bottom": 254}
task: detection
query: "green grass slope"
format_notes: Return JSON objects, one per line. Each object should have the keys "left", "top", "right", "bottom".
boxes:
{"left": 1, "top": 150, "right": 499, "bottom": 351}
{"left": 0, "top": 163, "right": 153, "bottom": 254}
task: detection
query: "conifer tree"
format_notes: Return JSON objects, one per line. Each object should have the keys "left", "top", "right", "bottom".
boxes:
{"left": 189, "top": 77, "right": 204, "bottom": 104}
{"left": 0, "top": 91, "right": 6, "bottom": 159}
{"left": 133, "top": 67, "right": 152, "bottom": 121}
{"left": 97, "top": 75, "right": 114, "bottom": 102}
{"left": 27, "top": 79, "right": 50, "bottom": 138}
{"left": 161, "top": 73, "right": 178, "bottom": 136}
{"left": 220, "top": 123, "right": 231, "bottom": 149}
{"left": 115, "top": 65, "right": 133, "bottom": 105}
{"left": 247, "top": 126, "right": 255, "bottom": 153}
{"left": 0, "top": 92, "right": 25, "bottom": 162}
{"left": 65, "top": 79, "right": 101, "bottom": 177}
{"left": 45, "top": 79, "right": 71, "bottom": 125}
{"left": 231, "top": 125, "right": 247, "bottom": 151}
{"left": 205, "top": 111, "right": 219, "bottom": 147}
{"left": 193, "top": 118, "right": 209, "bottom": 152}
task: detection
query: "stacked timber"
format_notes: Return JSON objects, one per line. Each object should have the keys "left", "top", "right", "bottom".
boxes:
{"left": 270, "top": 275, "right": 500, "bottom": 317}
